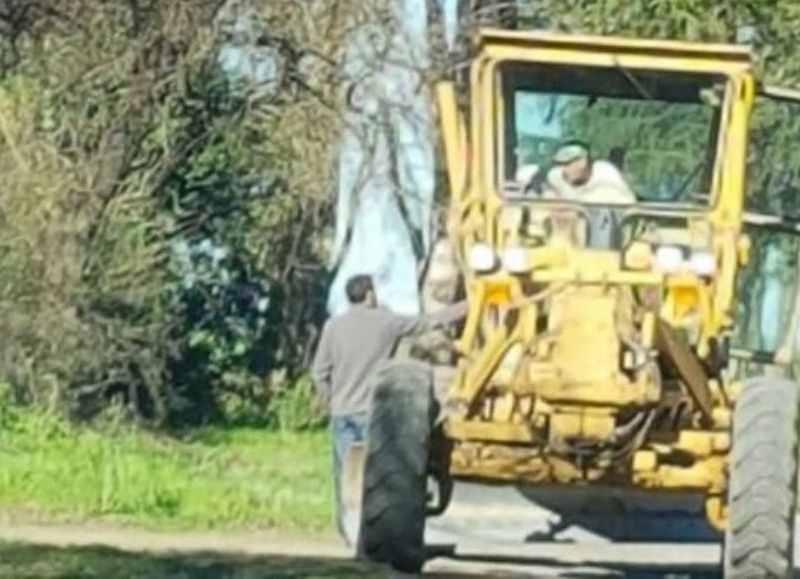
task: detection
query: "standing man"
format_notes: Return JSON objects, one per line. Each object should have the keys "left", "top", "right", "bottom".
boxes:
{"left": 312, "top": 274, "right": 466, "bottom": 544}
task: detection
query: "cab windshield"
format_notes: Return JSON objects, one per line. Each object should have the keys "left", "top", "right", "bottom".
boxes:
{"left": 499, "top": 62, "right": 726, "bottom": 206}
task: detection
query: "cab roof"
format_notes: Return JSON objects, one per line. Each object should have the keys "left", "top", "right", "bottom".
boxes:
{"left": 476, "top": 28, "right": 755, "bottom": 67}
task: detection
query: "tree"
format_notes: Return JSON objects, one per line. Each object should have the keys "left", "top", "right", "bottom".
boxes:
{"left": 0, "top": 0, "right": 379, "bottom": 425}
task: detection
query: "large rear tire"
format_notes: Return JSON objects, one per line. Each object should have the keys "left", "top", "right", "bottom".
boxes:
{"left": 357, "top": 361, "right": 433, "bottom": 574}
{"left": 724, "top": 377, "right": 799, "bottom": 578}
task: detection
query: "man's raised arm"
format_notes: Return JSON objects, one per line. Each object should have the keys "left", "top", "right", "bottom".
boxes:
{"left": 388, "top": 300, "right": 468, "bottom": 338}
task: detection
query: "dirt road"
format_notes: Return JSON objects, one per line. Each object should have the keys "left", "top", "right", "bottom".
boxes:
{"left": 422, "top": 482, "right": 724, "bottom": 577}
{"left": 1, "top": 482, "right": 791, "bottom": 577}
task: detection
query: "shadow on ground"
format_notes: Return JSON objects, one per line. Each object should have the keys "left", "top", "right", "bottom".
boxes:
{"left": 0, "top": 542, "right": 365, "bottom": 579}
{"left": 7, "top": 541, "right": 800, "bottom": 579}
{"left": 0, "top": 542, "right": 487, "bottom": 579}
{"left": 439, "top": 551, "right": 722, "bottom": 578}
{"left": 426, "top": 544, "right": 722, "bottom": 578}
{"left": 514, "top": 484, "right": 719, "bottom": 543}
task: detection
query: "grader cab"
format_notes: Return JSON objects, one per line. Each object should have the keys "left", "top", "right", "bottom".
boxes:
{"left": 357, "top": 30, "right": 800, "bottom": 577}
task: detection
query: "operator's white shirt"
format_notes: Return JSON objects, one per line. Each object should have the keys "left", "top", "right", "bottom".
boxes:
{"left": 516, "top": 160, "right": 636, "bottom": 205}
{"left": 544, "top": 160, "right": 636, "bottom": 205}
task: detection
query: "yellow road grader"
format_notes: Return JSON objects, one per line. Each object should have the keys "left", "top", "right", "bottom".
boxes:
{"left": 356, "top": 29, "right": 800, "bottom": 577}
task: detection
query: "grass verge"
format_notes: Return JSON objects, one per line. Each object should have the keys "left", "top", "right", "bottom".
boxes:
{"left": 0, "top": 407, "right": 333, "bottom": 531}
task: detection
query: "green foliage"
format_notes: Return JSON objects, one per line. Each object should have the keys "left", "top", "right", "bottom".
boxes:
{"left": 562, "top": 99, "right": 714, "bottom": 201}
{"left": 272, "top": 376, "right": 327, "bottom": 432}
{"left": 747, "top": 96, "right": 800, "bottom": 217}
{"left": 0, "top": 2, "right": 223, "bottom": 423}
{"left": 0, "top": 1, "right": 346, "bottom": 426}
{"left": 523, "top": 0, "right": 739, "bottom": 44}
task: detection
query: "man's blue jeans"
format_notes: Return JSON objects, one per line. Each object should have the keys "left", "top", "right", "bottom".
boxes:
{"left": 331, "top": 412, "right": 368, "bottom": 544}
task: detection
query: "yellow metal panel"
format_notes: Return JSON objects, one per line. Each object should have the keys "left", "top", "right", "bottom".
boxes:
{"left": 446, "top": 419, "right": 534, "bottom": 443}
{"left": 550, "top": 409, "right": 615, "bottom": 440}
{"left": 641, "top": 311, "right": 656, "bottom": 349}
{"left": 705, "top": 495, "right": 727, "bottom": 531}
{"left": 633, "top": 450, "right": 658, "bottom": 472}
{"left": 711, "top": 406, "right": 731, "bottom": 429}
{"left": 535, "top": 377, "right": 652, "bottom": 406}
{"left": 530, "top": 244, "right": 570, "bottom": 269}
{"left": 635, "top": 455, "right": 726, "bottom": 492}
{"left": 435, "top": 82, "right": 467, "bottom": 203}
{"left": 674, "top": 430, "right": 717, "bottom": 457}
{"left": 455, "top": 326, "right": 516, "bottom": 407}
{"left": 493, "top": 342, "right": 524, "bottom": 387}
{"left": 533, "top": 268, "right": 663, "bottom": 286}
{"left": 468, "top": 54, "right": 501, "bottom": 243}
{"left": 481, "top": 44, "right": 752, "bottom": 76}
{"left": 470, "top": 55, "right": 487, "bottom": 204}
{"left": 552, "top": 289, "right": 619, "bottom": 386}
{"left": 456, "top": 279, "right": 485, "bottom": 353}
{"left": 708, "top": 77, "right": 753, "bottom": 334}
{"left": 450, "top": 441, "right": 552, "bottom": 482}
{"left": 475, "top": 28, "right": 755, "bottom": 66}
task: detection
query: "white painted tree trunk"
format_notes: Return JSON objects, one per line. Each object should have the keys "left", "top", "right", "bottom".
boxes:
{"left": 327, "top": 0, "right": 440, "bottom": 316}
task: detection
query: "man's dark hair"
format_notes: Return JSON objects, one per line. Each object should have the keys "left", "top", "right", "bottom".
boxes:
{"left": 345, "top": 275, "right": 374, "bottom": 304}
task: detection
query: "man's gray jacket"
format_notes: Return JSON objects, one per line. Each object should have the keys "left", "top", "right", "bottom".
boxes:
{"left": 312, "top": 303, "right": 466, "bottom": 417}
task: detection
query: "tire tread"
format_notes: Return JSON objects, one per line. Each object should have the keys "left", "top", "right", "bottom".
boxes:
{"left": 357, "top": 361, "right": 433, "bottom": 574}
{"left": 724, "top": 377, "right": 799, "bottom": 579}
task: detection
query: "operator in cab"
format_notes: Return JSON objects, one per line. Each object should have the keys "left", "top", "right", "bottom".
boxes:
{"left": 523, "top": 140, "right": 635, "bottom": 249}
{"left": 527, "top": 140, "right": 635, "bottom": 205}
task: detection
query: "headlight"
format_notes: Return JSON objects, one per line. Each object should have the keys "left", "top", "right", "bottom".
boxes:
{"left": 502, "top": 247, "right": 530, "bottom": 273}
{"left": 654, "top": 245, "right": 683, "bottom": 274}
{"left": 651, "top": 245, "right": 716, "bottom": 277}
{"left": 688, "top": 250, "right": 716, "bottom": 277}
{"left": 623, "top": 241, "right": 653, "bottom": 270}
{"left": 467, "top": 243, "right": 496, "bottom": 272}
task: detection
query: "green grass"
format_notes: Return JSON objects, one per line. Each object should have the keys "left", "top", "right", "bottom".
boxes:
{"left": 0, "top": 407, "right": 333, "bottom": 531}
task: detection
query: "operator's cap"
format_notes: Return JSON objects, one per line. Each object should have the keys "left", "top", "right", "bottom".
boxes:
{"left": 553, "top": 142, "right": 590, "bottom": 166}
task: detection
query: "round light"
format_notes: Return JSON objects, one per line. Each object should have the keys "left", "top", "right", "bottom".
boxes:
{"left": 467, "top": 243, "right": 496, "bottom": 272}
{"left": 654, "top": 245, "right": 684, "bottom": 274}
{"left": 688, "top": 250, "right": 716, "bottom": 277}
{"left": 502, "top": 247, "right": 530, "bottom": 273}
{"left": 623, "top": 241, "right": 654, "bottom": 270}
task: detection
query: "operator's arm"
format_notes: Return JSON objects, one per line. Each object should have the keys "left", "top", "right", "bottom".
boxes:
{"left": 613, "top": 175, "right": 636, "bottom": 203}
{"left": 311, "top": 322, "right": 334, "bottom": 409}
{"left": 525, "top": 165, "right": 560, "bottom": 198}
{"left": 388, "top": 301, "right": 468, "bottom": 337}
{"left": 596, "top": 161, "right": 636, "bottom": 204}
